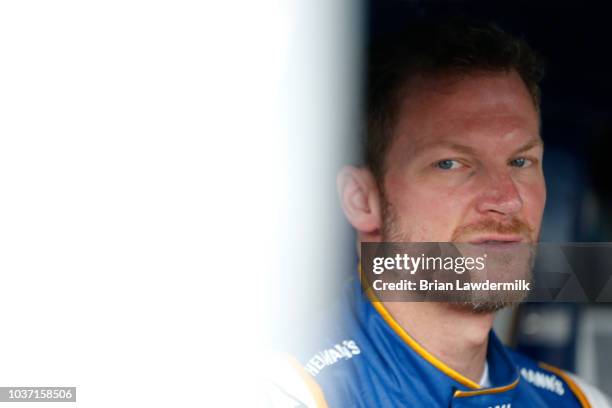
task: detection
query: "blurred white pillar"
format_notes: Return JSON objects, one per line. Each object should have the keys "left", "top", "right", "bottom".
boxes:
{"left": 203, "top": 0, "right": 364, "bottom": 404}
{"left": 0, "top": 0, "right": 363, "bottom": 406}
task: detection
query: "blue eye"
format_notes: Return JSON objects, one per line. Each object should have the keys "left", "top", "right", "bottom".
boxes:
{"left": 436, "top": 159, "right": 459, "bottom": 170}
{"left": 510, "top": 158, "right": 530, "bottom": 167}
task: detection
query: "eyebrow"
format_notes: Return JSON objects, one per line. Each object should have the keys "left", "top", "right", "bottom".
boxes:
{"left": 511, "top": 138, "right": 544, "bottom": 155}
{"left": 412, "top": 137, "right": 543, "bottom": 157}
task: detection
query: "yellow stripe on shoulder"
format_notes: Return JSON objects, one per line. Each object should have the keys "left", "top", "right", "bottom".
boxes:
{"left": 265, "top": 352, "right": 330, "bottom": 408}
{"left": 539, "top": 362, "right": 592, "bottom": 408}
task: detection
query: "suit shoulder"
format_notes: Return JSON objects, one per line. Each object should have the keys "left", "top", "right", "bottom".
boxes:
{"left": 507, "top": 348, "right": 611, "bottom": 407}
{"left": 262, "top": 351, "right": 330, "bottom": 408}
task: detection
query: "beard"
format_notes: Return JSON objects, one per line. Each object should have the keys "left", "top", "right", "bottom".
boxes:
{"left": 380, "top": 194, "right": 536, "bottom": 314}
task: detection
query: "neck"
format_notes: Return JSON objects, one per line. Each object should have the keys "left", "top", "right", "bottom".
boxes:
{"left": 383, "top": 301, "right": 495, "bottom": 383}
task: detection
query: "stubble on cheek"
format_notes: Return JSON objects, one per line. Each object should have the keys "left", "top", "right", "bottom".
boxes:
{"left": 381, "top": 165, "right": 472, "bottom": 243}
{"left": 380, "top": 192, "right": 449, "bottom": 242}
{"left": 380, "top": 195, "right": 404, "bottom": 242}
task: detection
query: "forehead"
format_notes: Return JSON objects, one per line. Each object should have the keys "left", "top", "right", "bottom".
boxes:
{"left": 390, "top": 71, "right": 540, "bottom": 156}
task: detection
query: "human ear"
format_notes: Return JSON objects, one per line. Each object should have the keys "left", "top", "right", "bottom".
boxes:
{"left": 336, "top": 166, "right": 382, "bottom": 237}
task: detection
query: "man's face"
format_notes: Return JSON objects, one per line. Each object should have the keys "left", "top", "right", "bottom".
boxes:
{"left": 381, "top": 71, "right": 545, "bottom": 244}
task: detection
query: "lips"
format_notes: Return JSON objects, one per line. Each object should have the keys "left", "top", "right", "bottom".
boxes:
{"left": 467, "top": 235, "right": 524, "bottom": 244}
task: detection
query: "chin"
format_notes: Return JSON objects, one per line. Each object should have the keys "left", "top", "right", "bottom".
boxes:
{"left": 450, "top": 301, "right": 511, "bottom": 314}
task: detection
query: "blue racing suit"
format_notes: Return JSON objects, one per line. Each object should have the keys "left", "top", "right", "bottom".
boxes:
{"left": 282, "top": 277, "right": 607, "bottom": 408}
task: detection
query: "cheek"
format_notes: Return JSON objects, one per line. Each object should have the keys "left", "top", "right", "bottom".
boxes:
{"left": 519, "top": 180, "right": 546, "bottom": 225}
{"left": 386, "top": 176, "right": 469, "bottom": 240}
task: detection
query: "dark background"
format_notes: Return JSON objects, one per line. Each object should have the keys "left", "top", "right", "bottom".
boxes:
{"left": 366, "top": 0, "right": 612, "bottom": 391}
{"left": 368, "top": 0, "right": 612, "bottom": 239}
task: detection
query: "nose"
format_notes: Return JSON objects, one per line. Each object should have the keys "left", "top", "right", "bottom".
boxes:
{"left": 475, "top": 171, "right": 523, "bottom": 217}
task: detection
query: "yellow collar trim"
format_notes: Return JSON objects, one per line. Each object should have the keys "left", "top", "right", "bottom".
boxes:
{"left": 360, "top": 264, "right": 518, "bottom": 394}
{"left": 453, "top": 378, "right": 519, "bottom": 397}
{"left": 365, "top": 286, "right": 481, "bottom": 389}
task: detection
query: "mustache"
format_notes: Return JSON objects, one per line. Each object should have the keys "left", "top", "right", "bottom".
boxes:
{"left": 452, "top": 218, "right": 533, "bottom": 242}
